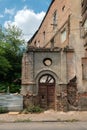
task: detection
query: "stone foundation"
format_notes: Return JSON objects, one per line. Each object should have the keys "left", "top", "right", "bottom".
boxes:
{"left": 23, "top": 92, "right": 87, "bottom": 111}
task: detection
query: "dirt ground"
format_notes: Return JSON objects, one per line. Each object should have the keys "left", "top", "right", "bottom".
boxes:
{"left": 0, "top": 110, "right": 87, "bottom": 122}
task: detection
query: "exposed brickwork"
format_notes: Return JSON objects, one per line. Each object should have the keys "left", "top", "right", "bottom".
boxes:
{"left": 22, "top": 0, "right": 87, "bottom": 111}
{"left": 78, "top": 92, "right": 87, "bottom": 111}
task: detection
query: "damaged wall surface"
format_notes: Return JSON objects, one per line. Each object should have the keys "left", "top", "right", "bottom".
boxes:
{"left": 21, "top": 0, "right": 87, "bottom": 111}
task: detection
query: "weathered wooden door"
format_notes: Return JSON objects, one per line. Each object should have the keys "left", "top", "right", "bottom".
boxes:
{"left": 39, "top": 74, "right": 55, "bottom": 109}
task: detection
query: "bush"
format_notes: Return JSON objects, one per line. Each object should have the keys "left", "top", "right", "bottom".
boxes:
{"left": 27, "top": 105, "right": 43, "bottom": 113}
{"left": 0, "top": 82, "right": 21, "bottom": 93}
{"left": 0, "top": 107, "right": 8, "bottom": 114}
{"left": 0, "top": 83, "right": 8, "bottom": 93}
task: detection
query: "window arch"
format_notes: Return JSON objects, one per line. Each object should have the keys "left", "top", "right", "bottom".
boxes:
{"left": 39, "top": 74, "right": 55, "bottom": 84}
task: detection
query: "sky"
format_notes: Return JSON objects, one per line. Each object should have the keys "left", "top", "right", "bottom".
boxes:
{"left": 0, "top": 0, "right": 52, "bottom": 41}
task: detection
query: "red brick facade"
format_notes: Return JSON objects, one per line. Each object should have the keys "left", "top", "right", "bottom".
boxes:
{"left": 22, "top": 0, "right": 87, "bottom": 111}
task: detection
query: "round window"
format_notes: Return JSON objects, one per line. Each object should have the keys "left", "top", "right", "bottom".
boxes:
{"left": 43, "top": 58, "right": 52, "bottom": 66}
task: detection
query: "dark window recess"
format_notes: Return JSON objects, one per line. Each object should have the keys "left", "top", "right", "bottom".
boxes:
{"left": 51, "top": 38, "right": 54, "bottom": 49}
{"left": 42, "top": 95, "right": 45, "bottom": 99}
{"left": 82, "top": 58, "right": 87, "bottom": 80}
{"left": 53, "top": 10, "right": 57, "bottom": 30}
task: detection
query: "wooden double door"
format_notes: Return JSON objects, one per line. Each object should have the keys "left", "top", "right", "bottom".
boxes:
{"left": 39, "top": 74, "right": 55, "bottom": 109}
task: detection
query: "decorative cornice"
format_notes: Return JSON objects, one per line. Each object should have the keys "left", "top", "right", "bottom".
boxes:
{"left": 63, "top": 46, "right": 74, "bottom": 52}
{"left": 27, "top": 47, "right": 62, "bottom": 52}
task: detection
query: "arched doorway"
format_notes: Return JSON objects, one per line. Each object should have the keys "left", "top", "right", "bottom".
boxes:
{"left": 38, "top": 74, "right": 55, "bottom": 109}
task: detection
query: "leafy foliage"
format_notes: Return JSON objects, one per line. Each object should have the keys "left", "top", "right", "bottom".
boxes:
{"left": 27, "top": 105, "right": 43, "bottom": 113}
{"left": 0, "top": 82, "right": 21, "bottom": 93}
{"left": 0, "top": 107, "right": 8, "bottom": 114}
{"left": 0, "top": 56, "right": 11, "bottom": 76}
{"left": 0, "top": 25, "right": 25, "bottom": 93}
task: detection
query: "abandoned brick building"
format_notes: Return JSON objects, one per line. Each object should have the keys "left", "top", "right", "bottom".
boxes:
{"left": 21, "top": 0, "right": 87, "bottom": 111}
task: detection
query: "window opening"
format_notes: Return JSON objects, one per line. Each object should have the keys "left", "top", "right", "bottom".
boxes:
{"left": 53, "top": 10, "right": 57, "bottom": 30}
{"left": 39, "top": 74, "right": 55, "bottom": 84}
{"left": 61, "top": 29, "right": 67, "bottom": 43}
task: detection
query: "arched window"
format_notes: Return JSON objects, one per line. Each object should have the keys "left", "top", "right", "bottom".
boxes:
{"left": 39, "top": 74, "right": 55, "bottom": 84}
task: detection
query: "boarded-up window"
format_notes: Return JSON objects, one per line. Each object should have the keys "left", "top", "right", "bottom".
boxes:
{"left": 61, "top": 29, "right": 67, "bottom": 43}
{"left": 82, "top": 58, "right": 87, "bottom": 80}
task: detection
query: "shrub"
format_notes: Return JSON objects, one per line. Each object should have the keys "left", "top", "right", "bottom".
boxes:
{"left": 0, "top": 107, "right": 8, "bottom": 114}
{"left": 0, "top": 82, "right": 21, "bottom": 93}
{"left": 27, "top": 105, "right": 43, "bottom": 113}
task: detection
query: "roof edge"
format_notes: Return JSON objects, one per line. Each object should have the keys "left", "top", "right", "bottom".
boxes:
{"left": 28, "top": 0, "right": 55, "bottom": 44}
